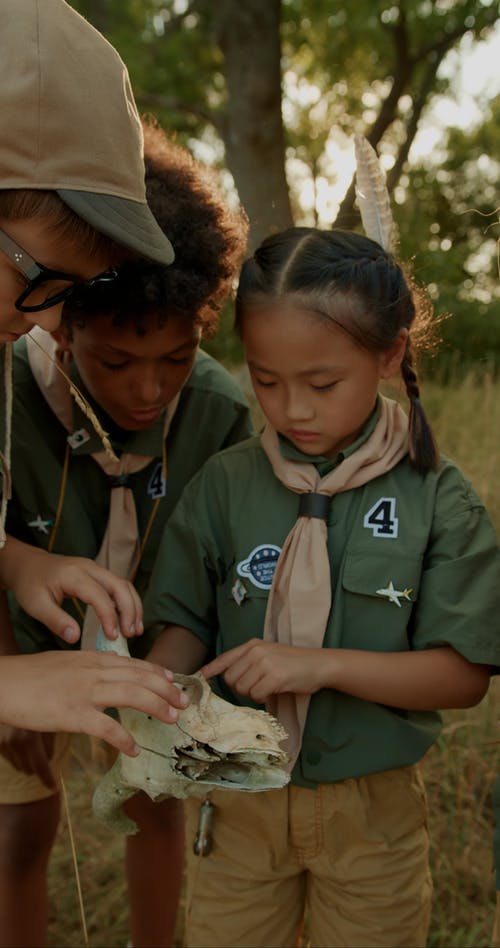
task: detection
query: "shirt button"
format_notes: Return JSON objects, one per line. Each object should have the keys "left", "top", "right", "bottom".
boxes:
{"left": 306, "top": 750, "right": 321, "bottom": 765}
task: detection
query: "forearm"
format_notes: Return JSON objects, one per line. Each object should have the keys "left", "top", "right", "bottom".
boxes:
{"left": 0, "top": 590, "right": 19, "bottom": 656}
{"left": 147, "top": 624, "right": 209, "bottom": 674}
{"left": 322, "top": 646, "right": 490, "bottom": 710}
{"left": 0, "top": 536, "right": 36, "bottom": 590}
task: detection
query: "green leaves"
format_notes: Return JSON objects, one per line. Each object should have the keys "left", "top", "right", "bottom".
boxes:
{"left": 70, "top": 0, "right": 500, "bottom": 367}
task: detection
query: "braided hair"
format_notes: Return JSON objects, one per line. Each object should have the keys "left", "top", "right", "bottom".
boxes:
{"left": 235, "top": 227, "right": 438, "bottom": 474}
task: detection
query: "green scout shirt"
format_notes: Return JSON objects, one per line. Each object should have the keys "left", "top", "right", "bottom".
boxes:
{"left": 144, "top": 414, "right": 500, "bottom": 788}
{"left": 6, "top": 337, "right": 253, "bottom": 656}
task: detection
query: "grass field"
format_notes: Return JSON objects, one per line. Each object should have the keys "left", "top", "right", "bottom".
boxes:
{"left": 47, "top": 366, "right": 500, "bottom": 948}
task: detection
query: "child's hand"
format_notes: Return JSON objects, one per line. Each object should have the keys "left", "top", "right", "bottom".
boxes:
{"left": 1, "top": 539, "right": 142, "bottom": 644}
{"left": 0, "top": 651, "right": 190, "bottom": 756}
{"left": 200, "top": 639, "right": 326, "bottom": 703}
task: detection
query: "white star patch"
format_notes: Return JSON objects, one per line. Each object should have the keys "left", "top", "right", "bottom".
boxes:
{"left": 28, "top": 515, "right": 52, "bottom": 535}
{"left": 376, "top": 581, "right": 413, "bottom": 608}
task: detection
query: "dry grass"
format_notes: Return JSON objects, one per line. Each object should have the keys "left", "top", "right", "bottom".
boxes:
{"left": 48, "top": 367, "right": 500, "bottom": 948}
{"left": 48, "top": 744, "right": 129, "bottom": 948}
{"left": 420, "top": 367, "right": 500, "bottom": 528}
{"left": 423, "top": 683, "right": 499, "bottom": 948}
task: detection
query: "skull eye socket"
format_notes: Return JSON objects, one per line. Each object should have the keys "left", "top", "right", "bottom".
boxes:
{"left": 256, "top": 734, "right": 265, "bottom": 740}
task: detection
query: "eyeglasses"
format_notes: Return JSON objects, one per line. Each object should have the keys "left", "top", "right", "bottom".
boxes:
{"left": 0, "top": 226, "right": 118, "bottom": 313}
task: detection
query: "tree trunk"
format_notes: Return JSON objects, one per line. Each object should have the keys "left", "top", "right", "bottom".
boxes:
{"left": 211, "top": 0, "right": 294, "bottom": 250}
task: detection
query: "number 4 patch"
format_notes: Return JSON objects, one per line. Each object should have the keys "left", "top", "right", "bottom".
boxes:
{"left": 363, "top": 497, "right": 398, "bottom": 538}
{"left": 147, "top": 461, "right": 166, "bottom": 500}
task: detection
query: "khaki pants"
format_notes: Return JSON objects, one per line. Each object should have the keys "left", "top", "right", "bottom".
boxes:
{"left": 0, "top": 731, "right": 71, "bottom": 802}
{"left": 184, "top": 766, "right": 432, "bottom": 948}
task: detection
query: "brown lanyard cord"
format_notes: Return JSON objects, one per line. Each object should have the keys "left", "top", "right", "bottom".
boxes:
{"left": 128, "top": 436, "right": 167, "bottom": 585}
{"left": 47, "top": 436, "right": 167, "bottom": 610}
{"left": 46, "top": 440, "right": 167, "bottom": 948}
{"left": 47, "top": 442, "right": 71, "bottom": 553}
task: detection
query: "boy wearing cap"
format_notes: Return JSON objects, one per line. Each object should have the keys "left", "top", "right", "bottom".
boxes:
{"left": 0, "top": 0, "right": 183, "bottom": 699}
{"left": 1, "top": 0, "right": 174, "bottom": 264}
{"left": 0, "top": 1, "right": 203, "bottom": 939}
{"left": 0, "top": 122, "right": 251, "bottom": 948}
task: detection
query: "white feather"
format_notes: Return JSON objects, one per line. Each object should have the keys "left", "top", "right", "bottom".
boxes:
{"left": 354, "top": 135, "right": 395, "bottom": 252}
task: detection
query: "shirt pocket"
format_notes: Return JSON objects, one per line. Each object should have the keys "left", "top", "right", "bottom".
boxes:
{"left": 217, "top": 576, "right": 270, "bottom": 651}
{"left": 336, "top": 551, "right": 424, "bottom": 651}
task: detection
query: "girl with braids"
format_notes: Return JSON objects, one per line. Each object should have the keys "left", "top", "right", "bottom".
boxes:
{"left": 143, "top": 226, "right": 500, "bottom": 948}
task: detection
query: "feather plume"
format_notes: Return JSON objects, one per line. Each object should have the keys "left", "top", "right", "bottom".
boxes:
{"left": 354, "top": 135, "right": 395, "bottom": 252}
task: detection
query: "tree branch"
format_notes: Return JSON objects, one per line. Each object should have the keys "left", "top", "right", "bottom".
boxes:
{"left": 417, "top": 4, "right": 499, "bottom": 62}
{"left": 386, "top": 64, "right": 440, "bottom": 192}
{"left": 334, "top": 4, "right": 498, "bottom": 230}
{"left": 137, "top": 93, "right": 224, "bottom": 135}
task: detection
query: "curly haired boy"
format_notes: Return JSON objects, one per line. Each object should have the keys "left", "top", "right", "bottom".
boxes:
{"left": 0, "top": 121, "right": 250, "bottom": 948}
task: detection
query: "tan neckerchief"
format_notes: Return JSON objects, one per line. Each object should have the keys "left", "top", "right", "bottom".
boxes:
{"left": 260, "top": 395, "right": 409, "bottom": 767}
{"left": 26, "top": 327, "right": 179, "bottom": 649}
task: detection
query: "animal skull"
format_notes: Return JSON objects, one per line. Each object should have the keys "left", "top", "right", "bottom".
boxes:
{"left": 93, "top": 632, "right": 290, "bottom": 834}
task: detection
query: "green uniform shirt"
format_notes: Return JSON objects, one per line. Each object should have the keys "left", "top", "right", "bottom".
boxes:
{"left": 6, "top": 337, "right": 252, "bottom": 656}
{"left": 144, "top": 419, "right": 500, "bottom": 788}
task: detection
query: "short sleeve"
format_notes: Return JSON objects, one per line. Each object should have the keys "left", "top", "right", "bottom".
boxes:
{"left": 143, "top": 460, "right": 225, "bottom": 649}
{"left": 411, "top": 464, "right": 500, "bottom": 668}
{"left": 220, "top": 400, "right": 254, "bottom": 448}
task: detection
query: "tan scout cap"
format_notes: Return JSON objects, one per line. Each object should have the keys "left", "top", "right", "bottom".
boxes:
{"left": 0, "top": 0, "right": 174, "bottom": 265}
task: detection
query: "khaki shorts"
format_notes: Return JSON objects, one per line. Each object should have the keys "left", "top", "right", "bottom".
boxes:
{"left": 0, "top": 731, "right": 72, "bottom": 804}
{"left": 184, "top": 766, "right": 432, "bottom": 948}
